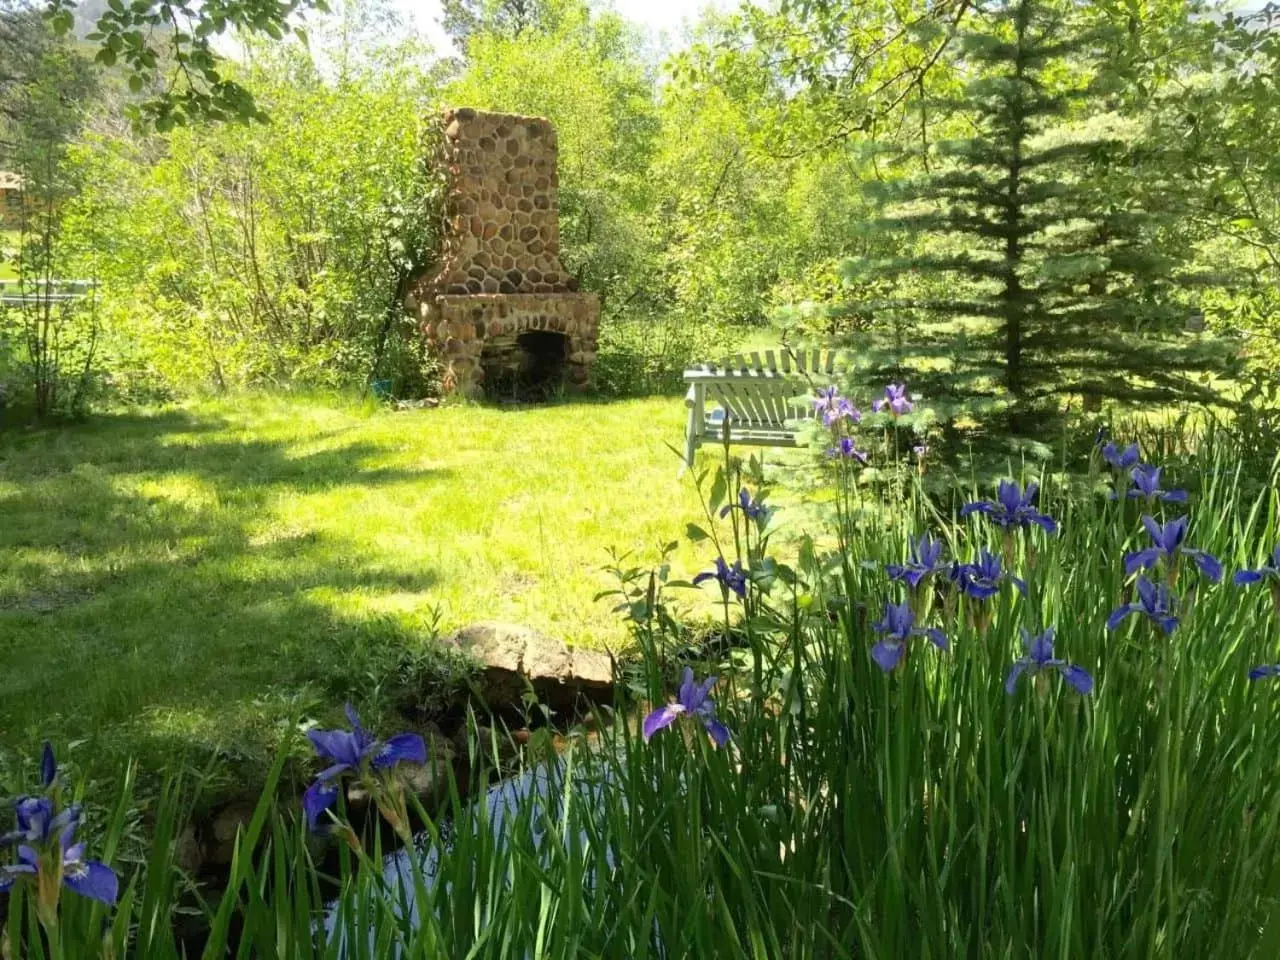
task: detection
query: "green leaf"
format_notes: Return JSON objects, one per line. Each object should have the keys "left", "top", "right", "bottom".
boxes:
{"left": 686, "top": 523, "right": 711, "bottom": 543}
{"left": 709, "top": 468, "right": 728, "bottom": 512}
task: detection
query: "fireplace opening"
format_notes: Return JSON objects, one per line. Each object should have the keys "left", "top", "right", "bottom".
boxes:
{"left": 481, "top": 329, "right": 570, "bottom": 400}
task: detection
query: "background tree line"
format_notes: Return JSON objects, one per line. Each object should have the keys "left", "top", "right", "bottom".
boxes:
{"left": 0, "top": 0, "right": 1277, "bottom": 420}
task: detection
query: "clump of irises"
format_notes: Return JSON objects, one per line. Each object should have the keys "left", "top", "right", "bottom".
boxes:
{"left": 1101, "top": 441, "right": 1140, "bottom": 473}
{"left": 1235, "top": 544, "right": 1280, "bottom": 616}
{"left": 643, "top": 667, "right": 731, "bottom": 747}
{"left": 1006, "top": 628, "right": 1093, "bottom": 696}
{"left": 871, "top": 601, "right": 949, "bottom": 672}
{"left": 813, "top": 381, "right": 931, "bottom": 468}
{"left": 876, "top": 510, "right": 1094, "bottom": 698}
{"left": 814, "top": 385, "right": 869, "bottom": 463}
{"left": 872, "top": 383, "right": 913, "bottom": 417}
{"left": 1124, "top": 515, "right": 1222, "bottom": 586}
{"left": 694, "top": 556, "right": 748, "bottom": 599}
{"left": 303, "top": 705, "right": 427, "bottom": 846}
{"left": 884, "top": 531, "right": 1032, "bottom": 639}
{"left": 720, "top": 487, "right": 767, "bottom": 523}
{"left": 1098, "top": 438, "right": 1189, "bottom": 504}
{"left": 962, "top": 480, "right": 1058, "bottom": 535}
{"left": 961, "top": 480, "right": 1057, "bottom": 567}
{"left": 1108, "top": 575, "right": 1181, "bottom": 635}
{"left": 0, "top": 744, "right": 118, "bottom": 933}
{"left": 886, "top": 534, "right": 948, "bottom": 592}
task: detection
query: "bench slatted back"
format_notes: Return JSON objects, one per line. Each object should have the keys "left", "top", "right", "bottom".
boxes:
{"left": 705, "top": 349, "right": 842, "bottom": 376}
{"left": 687, "top": 348, "right": 845, "bottom": 429}
{"left": 704, "top": 376, "right": 812, "bottom": 427}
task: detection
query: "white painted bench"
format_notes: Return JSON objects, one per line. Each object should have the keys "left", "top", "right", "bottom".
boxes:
{"left": 682, "top": 349, "right": 844, "bottom": 467}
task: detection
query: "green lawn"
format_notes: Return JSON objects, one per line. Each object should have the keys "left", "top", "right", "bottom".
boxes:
{"left": 0, "top": 392, "right": 725, "bottom": 785}
{"left": 0, "top": 231, "right": 16, "bottom": 281}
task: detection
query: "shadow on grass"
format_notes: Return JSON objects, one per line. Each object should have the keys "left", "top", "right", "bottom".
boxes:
{"left": 478, "top": 392, "right": 688, "bottom": 414}
{"left": 0, "top": 407, "right": 453, "bottom": 788}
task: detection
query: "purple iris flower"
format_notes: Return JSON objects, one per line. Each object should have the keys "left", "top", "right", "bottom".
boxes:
{"left": 1234, "top": 544, "right": 1280, "bottom": 587}
{"left": 812, "top": 385, "right": 840, "bottom": 414}
{"left": 1, "top": 796, "right": 76, "bottom": 849}
{"left": 955, "top": 549, "right": 1028, "bottom": 600}
{"left": 1107, "top": 575, "right": 1180, "bottom": 635}
{"left": 693, "top": 556, "right": 748, "bottom": 598}
{"left": 642, "top": 666, "right": 731, "bottom": 747}
{"left": 823, "top": 397, "right": 862, "bottom": 427}
{"left": 1005, "top": 627, "right": 1094, "bottom": 695}
{"left": 960, "top": 480, "right": 1058, "bottom": 534}
{"left": 1125, "top": 465, "right": 1188, "bottom": 504}
{"left": 1123, "top": 515, "right": 1222, "bottom": 583}
{"left": 0, "top": 824, "right": 119, "bottom": 907}
{"left": 719, "top": 487, "right": 767, "bottom": 522}
{"left": 872, "top": 383, "right": 913, "bottom": 416}
{"left": 303, "top": 704, "right": 427, "bottom": 832}
{"left": 886, "top": 534, "right": 948, "bottom": 590}
{"left": 912, "top": 443, "right": 928, "bottom": 459}
{"left": 1102, "top": 442, "right": 1140, "bottom": 471}
{"left": 871, "top": 601, "right": 948, "bottom": 672}
{"left": 1248, "top": 664, "right": 1280, "bottom": 680}
{"left": 827, "top": 436, "right": 869, "bottom": 463}
{"left": 0, "top": 747, "right": 118, "bottom": 907}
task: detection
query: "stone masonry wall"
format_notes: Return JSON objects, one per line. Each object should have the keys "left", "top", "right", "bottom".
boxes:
{"left": 408, "top": 108, "right": 599, "bottom": 396}
{"left": 420, "top": 295, "right": 596, "bottom": 393}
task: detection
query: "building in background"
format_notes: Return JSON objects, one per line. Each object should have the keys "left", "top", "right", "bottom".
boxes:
{"left": 0, "top": 172, "right": 24, "bottom": 228}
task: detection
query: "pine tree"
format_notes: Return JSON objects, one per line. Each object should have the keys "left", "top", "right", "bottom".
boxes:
{"left": 843, "top": 0, "right": 1235, "bottom": 423}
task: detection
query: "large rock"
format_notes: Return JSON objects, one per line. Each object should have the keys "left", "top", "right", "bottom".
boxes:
{"left": 443, "top": 622, "right": 615, "bottom": 714}
{"left": 348, "top": 724, "right": 457, "bottom": 811}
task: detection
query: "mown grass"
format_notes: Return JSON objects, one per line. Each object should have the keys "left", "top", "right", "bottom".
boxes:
{"left": 0, "top": 391, "right": 719, "bottom": 787}
{"left": 0, "top": 230, "right": 16, "bottom": 281}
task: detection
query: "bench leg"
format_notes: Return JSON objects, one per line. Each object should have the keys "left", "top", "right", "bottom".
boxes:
{"left": 683, "top": 406, "right": 699, "bottom": 470}
{"left": 682, "top": 383, "right": 705, "bottom": 471}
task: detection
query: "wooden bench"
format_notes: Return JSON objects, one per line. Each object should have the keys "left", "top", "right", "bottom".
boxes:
{"left": 682, "top": 349, "right": 844, "bottom": 467}
{"left": 0, "top": 280, "right": 97, "bottom": 307}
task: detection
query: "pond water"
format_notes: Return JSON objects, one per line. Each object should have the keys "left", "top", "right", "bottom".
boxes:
{"left": 325, "top": 754, "right": 640, "bottom": 954}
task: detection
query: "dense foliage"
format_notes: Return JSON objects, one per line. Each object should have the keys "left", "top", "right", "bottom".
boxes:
{"left": 847, "top": 0, "right": 1237, "bottom": 417}
{"left": 2, "top": 0, "right": 1277, "bottom": 413}
{"left": 83, "top": 44, "right": 445, "bottom": 394}
{"left": 45, "top": 0, "right": 325, "bottom": 128}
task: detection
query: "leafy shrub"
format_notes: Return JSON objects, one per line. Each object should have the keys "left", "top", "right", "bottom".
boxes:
{"left": 594, "top": 313, "right": 735, "bottom": 396}
{"left": 60, "top": 46, "right": 446, "bottom": 399}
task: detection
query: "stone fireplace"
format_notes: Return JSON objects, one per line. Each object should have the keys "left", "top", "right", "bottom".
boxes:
{"left": 407, "top": 108, "right": 599, "bottom": 398}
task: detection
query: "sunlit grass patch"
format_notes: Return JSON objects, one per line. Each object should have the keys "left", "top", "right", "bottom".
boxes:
{"left": 0, "top": 391, "right": 721, "bottom": 788}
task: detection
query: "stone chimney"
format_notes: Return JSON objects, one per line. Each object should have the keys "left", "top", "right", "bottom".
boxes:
{"left": 408, "top": 108, "right": 599, "bottom": 398}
